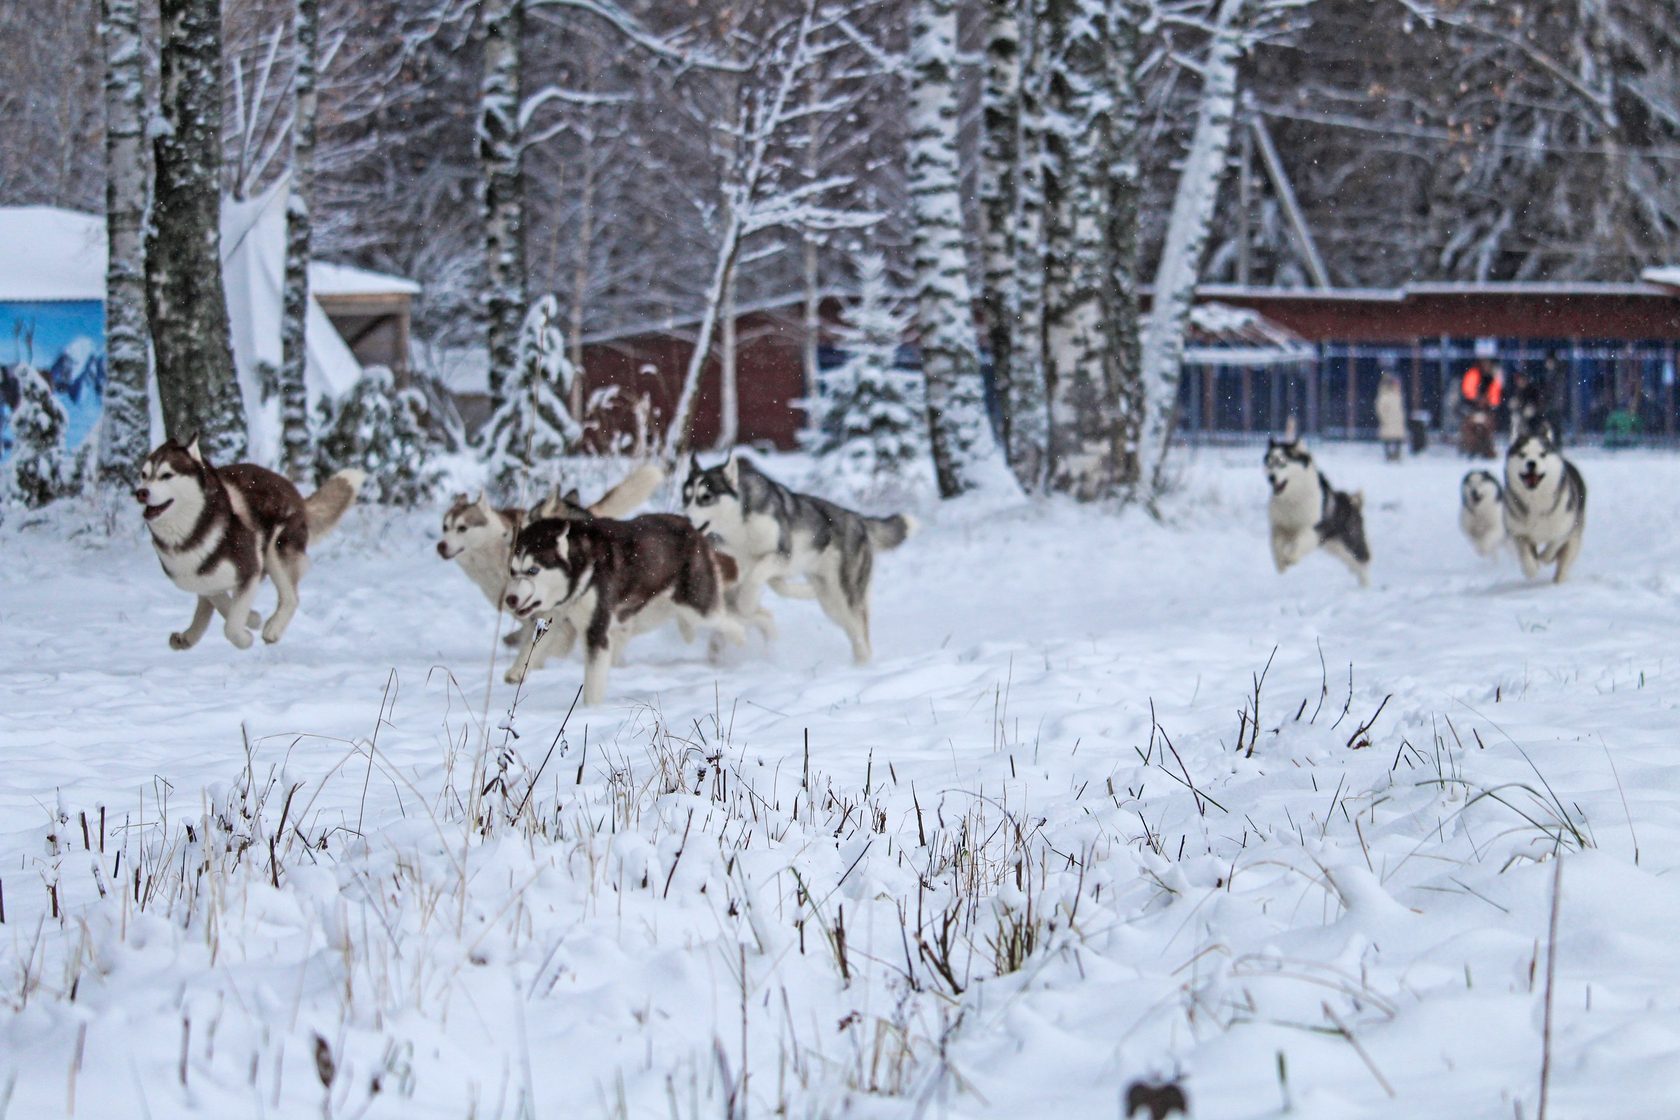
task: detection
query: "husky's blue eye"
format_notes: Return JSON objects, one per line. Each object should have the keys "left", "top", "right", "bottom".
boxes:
{"left": 526, "top": 565, "right": 539, "bottom": 576}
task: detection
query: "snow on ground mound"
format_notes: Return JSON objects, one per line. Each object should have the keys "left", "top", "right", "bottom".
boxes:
{"left": 2, "top": 445, "right": 1678, "bottom": 1118}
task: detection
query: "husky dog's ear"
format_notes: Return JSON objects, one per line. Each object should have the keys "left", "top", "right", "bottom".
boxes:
{"left": 450, "top": 491, "right": 468, "bottom": 507}
{"left": 721, "top": 451, "right": 739, "bottom": 487}
{"left": 562, "top": 488, "right": 580, "bottom": 506}
{"left": 1350, "top": 490, "right": 1365, "bottom": 510}
{"left": 474, "top": 489, "right": 490, "bottom": 509}
{"left": 181, "top": 433, "right": 204, "bottom": 464}
{"left": 687, "top": 452, "right": 703, "bottom": 479}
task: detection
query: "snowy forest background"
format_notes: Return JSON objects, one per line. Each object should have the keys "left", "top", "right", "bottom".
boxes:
{"left": 4, "top": 0, "right": 1678, "bottom": 504}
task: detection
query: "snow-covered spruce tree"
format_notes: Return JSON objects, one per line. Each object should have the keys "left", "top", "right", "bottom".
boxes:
{"left": 482, "top": 294, "right": 581, "bottom": 500}
{"left": 1138, "top": 0, "right": 1247, "bottom": 491}
{"left": 147, "top": 0, "right": 247, "bottom": 462}
{"left": 97, "top": 0, "right": 151, "bottom": 484}
{"left": 479, "top": 0, "right": 526, "bottom": 408}
{"left": 6, "top": 366, "right": 72, "bottom": 508}
{"left": 314, "top": 367, "right": 443, "bottom": 507}
{"left": 909, "top": 0, "right": 1008, "bottom": 499}
{"left": 278, "top": 0, "right": 319, "bottom": 484}
{"left": 810, "top": 254, "right": 925, "bottom": 495}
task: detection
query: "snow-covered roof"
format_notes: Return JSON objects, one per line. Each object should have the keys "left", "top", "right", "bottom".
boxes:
{"left": 1180, "top": 302, "right": 1316, "bottom": 367}
{"left": 309, "top": 261, "right": 421, "bottom": 298}
{"left": 1200, "top": 280, "right": 1680, "bottom": 301}
{"left": 1641, "top": 266, "right": 1680, "bottom": 290}
{"left": 0, "top": 207, "right": 107, "bottom": 302}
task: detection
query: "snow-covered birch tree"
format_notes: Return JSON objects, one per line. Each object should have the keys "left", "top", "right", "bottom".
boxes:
{"left": 1101, "top": 0, "right": 1146, "bottom": 492}
{"left": 5, "top": 366, "right": 73, "bottom": 508}
{"left": 980, "top": 0, "right": 1025, "bottom": 474}
{"left": 1007, "top": 7, "right": 1050, "bottom": 488}
{"left": 1042, "top": 0, "right": 1131, "bottom": 499}
{"left": 909, "top": 0, "right": 1008, "bottom": 499}
{"left": 479, "top": 0, "right": 526, "bottom": 407}
{"left": 97, "top": 0, "right": 151, "bottom": 482}
{"left": 148, "top": 0, "right": 247, "bottom": 461}
{"left": 278, "top": 0, "right": 319, "bottom": 484}
{"left": 1136, "top": 0, "right": 1247, "bottom": 489}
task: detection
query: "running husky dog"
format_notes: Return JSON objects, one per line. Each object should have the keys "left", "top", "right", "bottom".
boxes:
{"left": 503, "top": 514, "right": 745, "bottom": 705}
{"left": 1503, "top": 420, "right": 1586, "bottom": 583}
{"left": 437, "top": 464, "right": 663, "bottom": 647}
{"left": 1263, "top": 437, "right": 1370, "bottom": 586}
{"left": 136, "top": 436, "right": 363, "bottom": 649}
{"left": 681, "top": 453, "right": 916, "bottom": 663}
{"left": 1459, "top": 469, "right": 1507, "bottom": 558}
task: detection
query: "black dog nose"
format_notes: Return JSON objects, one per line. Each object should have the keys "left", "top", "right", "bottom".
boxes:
{"left": 505, "top": 594, "right": 520, "bottom": 609}
{"left": 135, "top": 488, "right": 149, "bottom": 503}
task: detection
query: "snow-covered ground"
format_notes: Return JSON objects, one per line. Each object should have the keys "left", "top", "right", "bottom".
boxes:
{"left": 3, "top": 443, "right": 1678, "bottom": 1118}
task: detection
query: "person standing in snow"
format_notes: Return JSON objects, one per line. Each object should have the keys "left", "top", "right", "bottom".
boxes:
{"left": 1375, "top": 371, "right": 1406, "bottom": 461}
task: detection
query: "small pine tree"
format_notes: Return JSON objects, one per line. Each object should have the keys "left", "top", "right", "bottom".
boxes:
{"left": 315, "top": 366, "right": 443, "bottom": 506}
{"left": 810, "top": 255, "right": 927, "bottom": 496}
{"left": 482, "top": 294, "right": 582, "bottom": 500}
{"left": 5, "top": 365, "right": 73, "bottom": 508}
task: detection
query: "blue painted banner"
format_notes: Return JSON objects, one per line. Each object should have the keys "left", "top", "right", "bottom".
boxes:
{"left": 0, "top": 300, "right": 107, "bottom": 460}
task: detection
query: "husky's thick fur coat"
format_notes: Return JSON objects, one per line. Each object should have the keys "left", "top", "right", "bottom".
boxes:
{"left": 681, "top": 454, "right": 916, "bottom": 663}
{"left": 1263, "top": 438, "right": 1370, "bottom": 586}
{"left": 1459, "top": 469, "right": 1507, "bottom": 558}
{"left": 136, "top": 436, "right": 363, "bottom": 649}
{"left": 1503, "top": 420, "right": 1586, "bottom": 582}
{"left": 437, "top": 464, "right": 664, "bottom": 647}
{"left": 503, "top": 514, "right": 745, "bottom": 704}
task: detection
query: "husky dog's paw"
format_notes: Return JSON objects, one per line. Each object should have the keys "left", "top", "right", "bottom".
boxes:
{"left": 225, "top": 627, "right": 254, "bottom": 650}
{"left": 168, "top": 631, "right": 198, "bottom": 651}
{"left": 503, "top": 664, "right": 527, "bottom": 685}
{"left": 247, "top": 610, "right": 262, "bottom": 629}
{"left": 261, "top": 617, "right": 287, "bottom": 644}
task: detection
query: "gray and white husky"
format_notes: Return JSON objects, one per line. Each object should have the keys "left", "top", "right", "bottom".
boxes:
{"left": 1459, "top": 469, "right": 1507, "bottom": 558}
{"left": 1503, "top": 420, "right": 1586, "bottom": 583}
{"left": 136, "top": 436, "right": 363, "bottom": 649}
{"left": 1263, "top": 437, "right": 1370, "bottom": 586}
{"left": 437, "top": 464, "right": 663, "bottom": 649}
{"left": 681, "top": 453, "right": 916, "bottom": 663}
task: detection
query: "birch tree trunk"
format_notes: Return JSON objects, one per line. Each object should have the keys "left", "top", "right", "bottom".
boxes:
{"left": 479, "top": 0, "right": 526, "bottom": 407}
{"left": 1007, "top": 9, "right": 1049, "bottom": 489}
{"left": 1101, "top": 0, "right": 1145, "bottom": 490}
{"left": 716, "top": 265, "right": 739, "bottom": 448}
{"left": 909, "top": 0, "right": 997, "bottom": 499}
{"left": 567, "top": 153, "right": 594, "bottom": 421}
{"left": 98, "top": 0, "right": 151, "bottom": 481}
{"left": 1137, "top": 0, "right": 1246, "bottom": 489}
{"left": 148, "top": 0, "right": 247, "bottom": 461}
{"left": 278, "top": 0, "right": 318, "bottom": 483}
{"left": 980, "top": 0, "right": 1022, "bottom": 472}
{"left": 1041, "top": 0, "right": 1117, "bottom": 499}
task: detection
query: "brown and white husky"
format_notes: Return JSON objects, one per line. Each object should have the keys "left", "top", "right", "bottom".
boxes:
{"left": 135, "top": 436, "right": 363, "bottom": 650}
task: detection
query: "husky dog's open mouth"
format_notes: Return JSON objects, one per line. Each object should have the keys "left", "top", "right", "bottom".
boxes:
{"left": 1520, "top": 465, "right": 1544, "bottom": 490}
{"left": 142, "top": 499, "right": 173, "bottom": 520}
{"left": 1269, "top": 476, "right": 1287, "bottom": 496}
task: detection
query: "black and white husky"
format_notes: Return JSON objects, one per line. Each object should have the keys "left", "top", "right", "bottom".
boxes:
{"left": 503, "top": 514, "right": 745, "bottom": 705}
{"left": 1459, "top": 469, "right": 1507, "bottom": 558}
{"left": 1503, "top": 420, "right": 1586, "bottom": 583}
{"left": 437, "top": 464, "right": 663, "bottom": 648}
{"left": 681, "top": 454, "right": 916, "bottom": 664}
{"left": 1263, "top": 437, "right": 1370, "bottom": 586}
{"left": 136, "top": 436, "right": 363, "bottom": 649}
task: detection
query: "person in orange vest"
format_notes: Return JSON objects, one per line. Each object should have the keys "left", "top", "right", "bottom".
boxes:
{"left": 1460, "top": 361, "right": 1505, "bottom": 412}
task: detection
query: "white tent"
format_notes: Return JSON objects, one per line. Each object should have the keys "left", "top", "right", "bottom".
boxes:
{"left": 220, "top": 179, "right": 366, "bottom": 461}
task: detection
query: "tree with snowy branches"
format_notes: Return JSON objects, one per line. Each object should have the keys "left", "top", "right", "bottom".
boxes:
{"left": 482, "top": 294, "right": 582, "bottom": 500}
{"left": 314, "top": 367, "right": 443, "bottom": 507}
{"left": 808, "top": 254, "right": 926, "bottom": 497}
{"left": 5, "top": 366, "right": 73, "bottom": 508}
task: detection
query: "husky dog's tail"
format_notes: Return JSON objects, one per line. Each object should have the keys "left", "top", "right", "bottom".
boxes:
{"left": 865, "top": 513, "right": 918, "bottom": 551}
{"left": 305, "top": 470, "right": 365, "bottom": 537}
{"left": 590, "top": 463, "right": 665, "bottom": 519}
